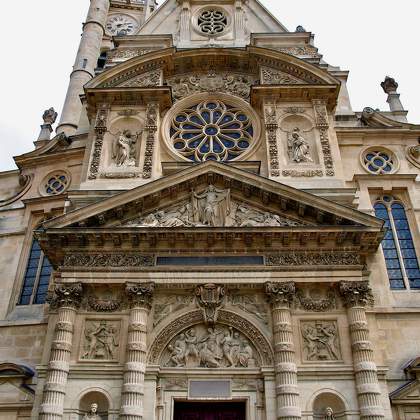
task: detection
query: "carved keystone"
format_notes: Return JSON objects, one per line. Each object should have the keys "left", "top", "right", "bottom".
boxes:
{"left": 195, "top": 284, "right": 225, "bottom": 324}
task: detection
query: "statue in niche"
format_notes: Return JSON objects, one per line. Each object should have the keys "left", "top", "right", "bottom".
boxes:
{"left": 165, "top": 325, "right": 255, "bottom": 368}
{"left": 302, "top": 321, "right": 341, "bottom": 361}
{"left": 82, "top": 320, "right": 119, "bottom": 360}
{"left": 288, "top": 127, "right": 313, "bottom": 163}
{"left": 83, "top": 403, "right": 102, "bottom": 420}
{"left": 191, "top": 185, "right": 231, "bottom": 227}
{"left": 110, "top": 129, "right": 142, "bottom": 167}
{"left": 324, "top": 407, "right": 336, "bottom": 420}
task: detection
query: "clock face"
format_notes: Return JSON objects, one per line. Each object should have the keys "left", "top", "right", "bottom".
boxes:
{"left": 106, "top": 15, "right": 139, "bottom": 36}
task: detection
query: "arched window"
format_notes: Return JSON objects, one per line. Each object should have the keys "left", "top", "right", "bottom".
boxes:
{"left": 374, "top": 196, "right": 420, "bottom": 290}
{"left": 18, "top": 239, "right": 52, "bottom": 305}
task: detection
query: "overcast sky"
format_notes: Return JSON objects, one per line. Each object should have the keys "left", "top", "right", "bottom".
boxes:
{"left": 0, "top": 0, "right": 418, "bottom": 172}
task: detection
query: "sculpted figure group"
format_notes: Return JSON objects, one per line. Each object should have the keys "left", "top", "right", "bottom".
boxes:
{"left": 82, "top": 321, "right": 119, "bottom": 360}
{"left": 166, "top": 326, "right": 255, "bottom": 368}
{"left": 302, "top": 321, "right": 341, "bottom": 361}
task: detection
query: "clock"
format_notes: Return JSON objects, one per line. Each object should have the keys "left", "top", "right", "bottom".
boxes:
{"left": 106, "top": 14, "right": 139, "bottom": 36}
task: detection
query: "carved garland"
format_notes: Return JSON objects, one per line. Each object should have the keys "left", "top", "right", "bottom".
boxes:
{"left": 63, "top": 253, "right": 155, "bottom": 268}
{"left": 266, "top": 252, "right": 362, "bottom": 267}
{"left": 313, "top": 100, "right": 334, "bottom": 177}
{"left": 88, "top": 106, "right": 109, "bottom": 180}
{"left": 143, "top": 103, "right": 158, "bottom": 179}
{"left": 264, "top": 106, "right": 280, "bottom": 177}
{"left": 148, "top": 309, "right": 274, "bottom": 366}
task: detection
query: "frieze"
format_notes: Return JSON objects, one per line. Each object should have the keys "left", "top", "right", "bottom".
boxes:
{"left": 276, "top": 46, "right": 320, "bottom": 58}
{"left": 266, "top": 252, "right": 362, "bottom": 267}
{"left": 283, "top": 107, "right": 306, "bottom": 114}
{"left": 282, "top": 169, "right": 323, "bottom": 177}
{"left": 164, "top": 377, "right": 188, "bottom": 390}
{"left": 117, "top": 70, "right": 162, "bottom": 88}
{"left": 260, "top": 66, "right": 305, "bottom": 85}
{"left": 301, "top": 321, "right": 342, "bottom": 361}
{"left": 100, "top": 172, "right": 142, "bottom": 179}
{"left": 63, "top": 254, "right": 155, "bottom": 268}
{"left": 107, "top": 48, "right": 157, "bottom": 62}
{"left": 167, "top": 71, "right": 256, "bottom": 101}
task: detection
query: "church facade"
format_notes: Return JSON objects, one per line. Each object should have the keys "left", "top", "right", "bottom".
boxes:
{"left": 1, "top": 0, "right": 420, "bottom": 419}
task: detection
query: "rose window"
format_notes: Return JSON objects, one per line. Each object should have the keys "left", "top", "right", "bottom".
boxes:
{"left": 170, "top": 100, "right": 254, "bottom": 162}
{"left": 363, "top": 149, "right": 395, "bottom": 174}
{"left": 198, "top": 10, "right": 228, "bottom": 35}
{"left": 44, "top": 173, "right": 69, "bottom": 195}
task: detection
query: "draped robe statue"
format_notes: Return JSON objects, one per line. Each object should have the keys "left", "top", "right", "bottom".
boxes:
{"left": 288, "top": 127, "right": 313, "bottom": 163}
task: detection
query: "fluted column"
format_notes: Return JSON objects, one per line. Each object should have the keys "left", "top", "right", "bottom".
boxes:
{"left": 120, "top": 283, "right": 154, "bottom": 420}
{"left": 40, "top": 283, "right": 83, "bottom": 420}
{"left": 266, "top": 282, "right": 301, "bottom": 420}
{"left": 340, "top": 281, "right": 384, "bottom": 420}
{"left": 57, "top": 0, "right": 110, "bottom": 135}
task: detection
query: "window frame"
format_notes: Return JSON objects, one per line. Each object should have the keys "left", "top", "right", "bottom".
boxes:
{"left": 374, "top": 196, "right": 420, "bottom": 291}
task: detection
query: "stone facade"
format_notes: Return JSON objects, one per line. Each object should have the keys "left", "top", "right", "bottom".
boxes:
{"left": 0, "top": 1, "right": 420, "bottom": 419}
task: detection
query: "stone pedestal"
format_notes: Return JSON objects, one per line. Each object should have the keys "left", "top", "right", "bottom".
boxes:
{"left": 340, "top": 281, "right": 384, "bottom": 420}
{"left": 266, "top": 282, "right": 301, "bottom": 420}
{"left": 120, "top": 283, "right": 154, "bottom": 420}
{"left": 39, "top": 284, "right": 83, "bottom": 420}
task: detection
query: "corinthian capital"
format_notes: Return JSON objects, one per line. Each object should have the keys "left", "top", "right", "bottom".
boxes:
{"left": 47, "top": 283, "right": 83, "bottom": 309}
{"left": 125, "top": 282, "right": 155, "bottom": 309}
{"left": 339, "top": 281, "right": 374, "bottom": 308}
{"left": 265, "top": 282, "right": 296, "bottom": 308}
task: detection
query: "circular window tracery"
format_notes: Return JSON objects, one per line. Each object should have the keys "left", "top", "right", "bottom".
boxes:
{"left": 198, "top": 9, "right": 228, "bottom": 35}
{"left": 362, "top": 148, "right": 396, "bottom": 174}
{"left": 170, "top": 100, "right": 254, "bottom": 162}
{"left": 44, "top": 173, "right": 69, "bottom": 195}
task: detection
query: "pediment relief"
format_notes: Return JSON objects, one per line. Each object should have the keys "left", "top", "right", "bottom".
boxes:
{"left": 260, "top": 66, "right": 306, "bottom": 85}
{"left": 122, "top": 191, "right": 306, "bottom": 228}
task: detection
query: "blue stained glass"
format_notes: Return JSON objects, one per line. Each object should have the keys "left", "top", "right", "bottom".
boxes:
{"left": 390, "top": 279, "right": 406, "bottom": 289}
{"left": 213, "top": 142, "right": 223, "bottom": 153}
{"left": 223, "top": 123, "right": 241, "bottom": 129}
{"left": 366, "top": 154, "right": 375, "bottom": 160}
{"left": 174, "top": 142, "right": 185, "bottom": 150}
{"left": 237, "top": 114, "right": 247, "bottom": 121}
{"left": 238, "top": 140, "right": 249, "bottom": 149}
{"left": 382, "top": 240, "right": 397, "bottom": 249}
{"left": 222, "top": 115, "right": 233, "bottom": 123}
{"left": 388, "top": 269, "right": 404, "bottom": 279}
{"left": 380, "top": 153, "right": 390, "bottom": 160}
{"left": 188, "top": 140, "right": 201, "bottom": 148}
{"left": 384, "top": 249, "right": 398, "bottom": 259}
{"left": 246, "top": 127, "right": 254, "bottom": 136}
{"left": 386, "top": 259, "right": 401, "bottom": 269}
{"left": 402, "top": 249, "right": 417, "bottom": 258}
{"left": 404, "top": 259, "right": 420, "bottom": 269}
{"left": 384, "top": 231, "right": 394, "bottom": 239}
{"left": 368, "top": 165, "right": 377, "bottom": 172}
{"left": 200, "top": 143, "right": 210, "bottom": 153}
{"left": 221, "top": 139, "right": 235, "bottom": 148}
{"left": 399, "top": 240, "right": 414, "bottom": 249}
{"left": 213, "top": 112, "right": 222, "bottom": 122}
{"left": 397, "top": 230, "right": 413, "bottom": 240}
{"left": 374, "top": 158, "right": 383, "bottom": 166}
{"left": 395, "top": 220, "right": 409, "bottom": 229}
{"left": 202, "top": 111, "right": 210, "bottom": 123}
{"left": 190, "top": 115, "right": 202, "bottom": 124}
{"left": 384, "top": 165, "right": 392, "bottom": 172}
{"left": 205, "top": 126, "right": 218, "bottom": 135}
{"left": 183, "top": 124, "right": 198, "bottom": 130}
{"left": 225, "top": 132, "right": 241, "bottom": 139}
{"left": 176, "top": 115, "right": 187, "bottom": 122}
{"left": 206, "top": 155, "right": 217, "bottom": 161}
{"left": 207, "top": 103, "right": 217, "bottom": 109}
{"left": 375, "top": 210, "right": 388, "bottom": 220}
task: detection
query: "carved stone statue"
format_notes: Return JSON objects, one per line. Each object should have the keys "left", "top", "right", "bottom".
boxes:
{"left": 191, "top": 185, "right": 231, "bottom": 227}
{"left": 42, "top": 107, "right": 58, "bottom": 125}
{"left": 110, "top": 129, "right": 142, "bottom": 167}
{"left": 301, "top": 321, "right": 341, "bottom": 361}
{"left": 82, "top": 320, "right": 119, "bottom": 360}
{"left": 288, "top": 127, "right": 313, "bottom": 163}
{"left": 83, "top": 403, "right": 102, "bottom": 420}
{"left": 324, "top": 407, "right": 336, "bottom": 420}
{"left": 165, "top": 324, "right": 256, "bottom": 368}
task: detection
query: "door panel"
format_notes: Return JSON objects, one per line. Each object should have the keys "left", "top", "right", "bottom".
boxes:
{"left": 174, "top": 402, "right": 246, "bottom": 420}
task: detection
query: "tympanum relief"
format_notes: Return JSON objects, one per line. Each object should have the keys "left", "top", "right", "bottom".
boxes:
{"left": 164, "top": 324, "right": 257, "bottom": 368}
{"left": 301, "top": 321, "right": 341, "bottom": 362}
{"left": 81, "top": 320, "right": 120, "bottom": 361}
{"left": 125, "top": 185, "right": 302, "bottom": 228}
{"left": 167, "top": 70, "right": 256, "bottom": 101}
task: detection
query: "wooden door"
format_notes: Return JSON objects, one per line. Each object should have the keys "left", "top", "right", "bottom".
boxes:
{"left": 174, "top": 402, "right": 246, "bottom": 420}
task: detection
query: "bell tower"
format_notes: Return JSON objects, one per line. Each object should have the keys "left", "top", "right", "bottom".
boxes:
{"left": 57, "top": 0, "right": 157, "bottom": 136}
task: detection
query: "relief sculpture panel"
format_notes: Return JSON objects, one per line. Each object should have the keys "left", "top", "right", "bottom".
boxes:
{"left": 163, "top": 324, "right": 257, "bottom": 368}
{"left": 301, "top": 321, "right": 341, "bottom": 362}
{"left": 81, "top": 320, "right": 120, "bottom": 361}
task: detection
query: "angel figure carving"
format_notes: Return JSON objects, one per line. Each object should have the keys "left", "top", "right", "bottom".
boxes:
{"left": 288, "top": 127, "right": 313, "bottom": 163}
{"left": 191, "top": 185, "right": 231, "bottom": 227}
{"left": 110, "top": 129, "right": 142, "bottom": 167}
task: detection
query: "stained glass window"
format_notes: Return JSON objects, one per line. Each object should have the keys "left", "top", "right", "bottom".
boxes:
{"left": 18, "top": 240, "right": 52, "bottom": 305}
{"left": 374, "top": 197, "right": 420, "bottom": 290}
{"left": 44, "top": 173, "right": 69, "bottom": 195}
{"left": 170, "top": 100, "right": 254, "bottom": 162}
{"left": 363, "top": 149, "right": 395, "bottom": 174}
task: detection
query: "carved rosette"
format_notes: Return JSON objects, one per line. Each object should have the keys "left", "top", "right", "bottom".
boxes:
{"left": 89, "top": 106, "right": 109, "bottom": 180}
{"left": 125, "top": 282, "right": 155, "bottom": 310}
{"left": 339, "top": 281, "right": 374, "bottom": 308}
{"left": 195, "top": 284, "right": 226, "bottom": 324}
{"left": 312, "top": 99, "right": 334, "bottom": 177}
{"left": 142, "top": 103, "right": 158, "bottom": 179}
{"left": 265, "top": 282, "right": 296, "bottom": 308}
{"left": 264, "top": 106, "right": 280, "bottom": 177}
{"left": 47, "top": 283, "right": 83, "bottom": 309}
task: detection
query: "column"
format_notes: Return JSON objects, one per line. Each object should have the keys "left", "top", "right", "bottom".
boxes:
{"left": 120, "top": 283, "right": 154, "bottom": 420}
{"left": 339, "top": 281, "right": 384, "bottom": 420}
{"left": 265, "top": 282, "right": 301, "bottom": 420}
{"left": 40, "top": 283, "right": 83, "bottom": 420}
{"left": 57, "top": 0, "right": 110, "bottom": 135}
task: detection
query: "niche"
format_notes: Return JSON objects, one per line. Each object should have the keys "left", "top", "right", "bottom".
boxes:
{"left": 79, "top": 391, "right": 109, "bottom": 420}
{"left": 312, "top": 391, "right": 347, "bottom": 419}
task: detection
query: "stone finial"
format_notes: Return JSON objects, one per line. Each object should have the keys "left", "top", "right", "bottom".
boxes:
{"left": 295, "top": 25, "right": 306, "bottom": 33}
{"left": 381, "top": 76, "right": 398, "bottom": 94}
{"left": 43, "top": 107, "right": 58, "bottom": 125}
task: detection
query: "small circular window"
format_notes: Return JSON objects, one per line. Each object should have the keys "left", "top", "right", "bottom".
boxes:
{"left": 362, "top": 148, "right": 397, "bottom": 175}
{"left": 198, "top": 9, "right": 228, "bottom": 35}
{"left": 43, "top": 173, "right": 69, "bottom": 195}
{"left": 170, "top": 100, "right": 254, "bottom": 162}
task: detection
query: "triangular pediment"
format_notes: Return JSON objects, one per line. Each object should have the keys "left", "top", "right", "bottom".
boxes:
{"left": 43, "top": 161, "right": 382, "bottom": 231}
{"left": 391, "top": 380, "right": 420, "bottom": 403}
{"left": 139, "top": 0, "right": 287, "bottom": 43}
